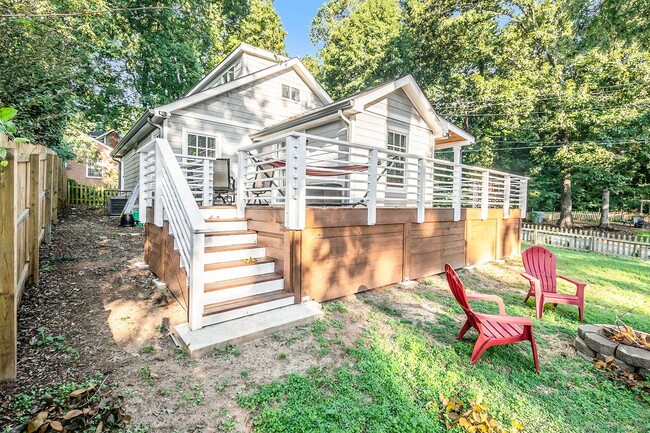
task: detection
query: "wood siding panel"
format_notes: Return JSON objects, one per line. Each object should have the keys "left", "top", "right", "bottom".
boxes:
{"left": 465, "top": 218, "right": 497, "bottom": 266}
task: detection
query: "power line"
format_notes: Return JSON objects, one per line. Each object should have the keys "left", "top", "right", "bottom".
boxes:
{"left": 0, "top": 6, "right": 174, "bottom": 18}
{"left": 432, "top": 82, "right": 650, "bottom": 108}
{"left": 456, "top": 139, "right": 650, "bottom": 152}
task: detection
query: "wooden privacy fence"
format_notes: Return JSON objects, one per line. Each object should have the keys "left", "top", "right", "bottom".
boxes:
{"left": 0, "top": 135, "right": 66, "bottom": 381}
{"left": 522, "top": 224, "right": 650, "bottom": 259}
{"left": 67, "top": 179, "right": 107, "bottom": 207}
{"left": 542, "top": 211, "right": 650, "bottom": 223}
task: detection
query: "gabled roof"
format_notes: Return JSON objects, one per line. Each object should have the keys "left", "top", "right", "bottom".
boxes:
{"left": 252, "top": 75, "right": 475, "bottom": 145}
{"left": 185, "top": 43, "right": 290, "bottom": 97}
{"left": 150, "top": 58, "right": 333, "bottom": 120}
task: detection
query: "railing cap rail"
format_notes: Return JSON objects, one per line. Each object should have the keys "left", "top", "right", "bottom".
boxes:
{"left": 240, "top": 131, "right": 529, "bottom": 180}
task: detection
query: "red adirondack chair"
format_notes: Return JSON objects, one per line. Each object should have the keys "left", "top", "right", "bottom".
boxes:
{"left": 521, "top": 246, "right": 586, "bottom": 321}
{"left": 444, "top": 264, "right": 540, "bottom": 373}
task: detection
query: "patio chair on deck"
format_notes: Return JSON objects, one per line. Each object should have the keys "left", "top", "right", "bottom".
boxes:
{"left": 213, "top": 158, "right": 235, "bottom": 204}
{"left": 520, "top": 246, "right": 587, "bottom": 321}
{"left": 444, "top": 264, "right": 540, "bottom": 372}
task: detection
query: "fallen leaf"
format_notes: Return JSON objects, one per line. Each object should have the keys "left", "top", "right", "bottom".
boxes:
{"left": 27, "top": 412, "right": 48, "bottom": 433}
{"left": 50, "top": 421, "right": 63, "bottom": 431}
{"left": 63, "top": 409, "right": 83, "bottom": 420}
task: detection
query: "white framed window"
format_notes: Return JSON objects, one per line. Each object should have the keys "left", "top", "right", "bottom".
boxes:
{"left": 86, "top": 159, "right": 103, "bottom": 178}
{"left": 186, "top": 132, "right": 217, "bottom": 158}
{"left": 282, "top": 84, "right": 301, "bottom": 102}
{"left": 222, "top": 65, "right": 236, "bottom": 84}
{"left": 386, "top": 131, "right": 407, "bottom": 186}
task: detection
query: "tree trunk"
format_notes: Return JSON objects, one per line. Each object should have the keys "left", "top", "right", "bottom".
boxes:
{"left": 600, "top": 188, "right": 610, "bottom": 228}
{"left": 557, "top": 176, "right": 573, "bottom": 228}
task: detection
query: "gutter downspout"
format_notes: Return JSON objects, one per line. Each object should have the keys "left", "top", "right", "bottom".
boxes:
{"left": 337, "top": 109, "right": 354, "bottom": 142}
{"left": 147, "top": 115, "right": 163, "bottom": 139}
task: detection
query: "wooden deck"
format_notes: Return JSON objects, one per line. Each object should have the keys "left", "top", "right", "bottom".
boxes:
{"left": 244, "top": 206, "right": 521, "bottom": 303}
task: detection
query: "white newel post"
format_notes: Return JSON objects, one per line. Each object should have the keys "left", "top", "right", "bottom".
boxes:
{"left": 503, "top": 174, "right": 511, "bottom": 219}
{"left": 284, "top": 134, "right": 306, "bottom": 230}
{"left": 236, "top": 151, "right": 247, "bottom": 219}
{"left": 519, "top": 178, "right": 528, "bottom": 219}
{"left": 153, "top": 144, "right": 164, "bottom": 227}
{"left": 417, "top": 158, "right": 427, "bottom": 223}
{"left": 481, "top": 170, "right": 489, "bottom": 220}
{"left": 188, "top": 232, "right": 205, "bottom": 331}
{"left": 138, "top": 151, "right": 147, "bottom": 216}
{"left": 452, "top": 145, "right": 462, "bottom": 221}
{"left": 367, "top": 149, "right": 378, "bottom": 225}
{"left": 202, "top": 159, "right": 211, "bottom": 207}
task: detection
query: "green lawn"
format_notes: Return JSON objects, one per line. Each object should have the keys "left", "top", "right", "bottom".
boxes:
{"left": 239, "top": 246, "right": 650, "bottom": 433}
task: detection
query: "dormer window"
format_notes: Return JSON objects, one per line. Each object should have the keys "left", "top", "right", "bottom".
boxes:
{"left": 222, "top": 65, "right": 236, "bottom": 84}
{"left": 282, "top": 84, "right": 300, "bottom": 102}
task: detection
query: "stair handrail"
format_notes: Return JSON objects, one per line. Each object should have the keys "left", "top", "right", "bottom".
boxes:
{"left": 140, "top": 138, "right": 207, "bottom": 330}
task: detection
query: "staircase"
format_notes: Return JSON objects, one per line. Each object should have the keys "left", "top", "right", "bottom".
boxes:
{"left": 173, "top": 206, "right": 322, "bottom": 356}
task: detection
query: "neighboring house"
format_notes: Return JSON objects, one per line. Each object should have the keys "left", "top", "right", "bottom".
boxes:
{"left": 67, "top": 132, "right": 119, "bottom": 188}
{"left": 111, "top": 43, "right": 528, "bottom": 353}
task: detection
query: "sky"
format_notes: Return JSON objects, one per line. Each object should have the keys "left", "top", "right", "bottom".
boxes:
{"left": 274, "top": 0, "right": 325, "bottom": 57}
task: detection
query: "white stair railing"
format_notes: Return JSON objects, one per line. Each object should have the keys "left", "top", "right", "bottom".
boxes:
{"left": 140, "top": 138, "right": 208, "bottom": 331}
{"left": 237, "top": 132, "right": 529, "bottom": 230}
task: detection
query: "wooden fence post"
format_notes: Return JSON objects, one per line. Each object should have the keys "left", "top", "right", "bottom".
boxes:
{"left": 52, "top": 157, "right": 59, "bottom": 224}
{"left": 0, "top": 149, "right": 17, "bottom": 381}
{"left": 44, "top": 154, "right": 54, "bottom": 244}
{"left": 29, "top": 154, "right": 41, "bottom": 285}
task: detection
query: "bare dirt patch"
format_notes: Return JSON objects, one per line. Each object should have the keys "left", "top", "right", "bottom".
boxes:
{"left": 0, "top": 208, "right": 369, "bottom": 432}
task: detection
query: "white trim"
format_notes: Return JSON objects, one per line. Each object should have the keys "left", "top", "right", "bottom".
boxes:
{"left": 85, "top": 158, "right": 103, "bottom": 178}
{"left": 175, "top": 110, "right": 263, "bottom": 131}
{"left": 181, "top": 127, "right": 221, "bottom": 158}
{"left": 154, "top": 59, "right": 332, "bottom": 117}
{"left": 186, "top": 43, "right": 290, "bottom": 97}
{"left": 385, "top": 129, "right": 409, "bottom": 191}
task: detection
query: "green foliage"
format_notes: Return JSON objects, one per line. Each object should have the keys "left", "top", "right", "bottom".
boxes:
{"left": 311, "top": 0, "right": 650, "bottom": 212}
{"left": 1, "top": 0, "right": 286, "bottom": 152}
{"left": 238, "top": 248, "right": 650, "bottom": 432}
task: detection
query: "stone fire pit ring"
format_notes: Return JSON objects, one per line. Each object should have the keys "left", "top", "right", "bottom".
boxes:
{"left": 575, "top": 324, "right": 650, "bottom": 376}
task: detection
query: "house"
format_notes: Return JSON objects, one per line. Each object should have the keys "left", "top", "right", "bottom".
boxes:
{"left": 112, "top": 43, "right": 528, "bottom": 355}
{"left": 67, "top": 132, "right": 119, "bottom": 188}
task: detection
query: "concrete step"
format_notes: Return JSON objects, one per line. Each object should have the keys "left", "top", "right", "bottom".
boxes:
{"left": 202, "top": 291, "right": 294, "bottom": 327}
{"left": 204, "top": 231, "right": 257, "bottom": 248}
{"left": 204, "top": 245, "right": 267, "bottom": 264}
{"left": 173, "top": 301, "right": 323, "bottom": 357}
{"left": 204, "top": 258, "right": 275, "bottom": 283}
{"left": 205, "top": 219, "right": 248, "bottom": 232}
{"left": 200, "top": 206, "right": 237, "bottom": 220}
{"left": 204, "top": 274, "right": 284, "bottom": 305}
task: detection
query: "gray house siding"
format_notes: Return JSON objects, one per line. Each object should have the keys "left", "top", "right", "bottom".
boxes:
{"left": 354, "top": 89, "right": 433, "bottom": 158}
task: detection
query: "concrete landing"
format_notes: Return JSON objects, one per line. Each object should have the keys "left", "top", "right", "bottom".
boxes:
{"left": 173, "top": 301, "right": 323, "bottom": 357}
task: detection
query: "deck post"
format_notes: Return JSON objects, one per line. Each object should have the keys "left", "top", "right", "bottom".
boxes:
{"left": 188, "top": 232, "right": 205, "bottom": 331}
{"left": 519, "top": 178, "right": 528, "bottom": 219}
{"left": 481, "top": 170, "right": 489, "bottom": 220}
{"left": 503, "top": 174, "right": 511, "bottom": 220}
{"left": 202, "top": 158, "right": 211, "bottom": 207}
{"left": 452, "top": 146, "right": 462, "bottom": 222}
{"left": 417, "top": 158, "right": 426, "bottom": 223}
{"left": 284, "top": 134, "right": 306, "bottom": 230}
{"left": 153, "top": 144, "right": 164, "bottom": 227}
{"left": 236, "top": 151, "right": 246, "bottom": 219}
{"left": 367, "top": 149, "right": 378, "bottom": 225}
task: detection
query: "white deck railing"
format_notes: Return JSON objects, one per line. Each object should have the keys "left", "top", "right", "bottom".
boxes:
{"left": 237, "top": 132, "right": 528, "bottom": 229}
{"left": 139, "top": 138, "right": 208, "bottom": 330}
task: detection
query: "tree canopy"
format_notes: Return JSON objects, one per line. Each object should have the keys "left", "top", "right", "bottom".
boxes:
{"left": 310, "top": 0, "right": 650, "bottom": 216}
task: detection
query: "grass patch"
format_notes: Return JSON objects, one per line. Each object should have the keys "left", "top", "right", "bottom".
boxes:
{"left": 239, "top": 248, "right": 650, "bottom": 433}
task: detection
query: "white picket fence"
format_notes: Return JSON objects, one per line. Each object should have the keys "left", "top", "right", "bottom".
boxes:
{"left": 541, "top": 211, "right": 649, "bottom": 223}
{"left": 522, "top": 224, "right": 650, "bottom": 259}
